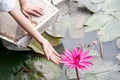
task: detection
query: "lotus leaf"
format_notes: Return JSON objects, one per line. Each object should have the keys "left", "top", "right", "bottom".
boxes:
{"left": 102, "top": 0, "right": 120, "bottom": 12}
{"left": 84, "top": 13, "right": 113, "bottom": 32}
{"left": 66, "top": 59, "right": 120, "bottom": 80}
{"left": 25, "top": 57, "right": 61, "bottom": 80}
{"left": 15, "top": 72, "right": 26, "bottom": 80}
{"left": 80, "top": 0, "right": 103, "bottom": 12}
{"left": 28, "top": 32, "right": 61, "bottom": 55}
{"left": 98, "top": 18, "right": 120, "bottom": 42}
{"left": 0, "top": 41, "right": 31, "bottom": 80}
{"left": 81, "top": 59, "right": 120, "bottom": 80}
{"left": 110, "top": 12, "right": 120, "bottom": 21}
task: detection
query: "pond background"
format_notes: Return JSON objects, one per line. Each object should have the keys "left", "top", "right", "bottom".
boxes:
{"left": 0, "top": 0, "right": 120, "bottom": 80}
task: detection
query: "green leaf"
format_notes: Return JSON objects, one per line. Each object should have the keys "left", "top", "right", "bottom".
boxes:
{"left": 80, "top": 0, "right": 102, "bottom": 12}
{"left": 84, "top": 13, "right": 113, "bottom": 32}
{"left": 42, "top": 32, "right": 61, "bottom": 46}
{"left": 102, "top": 0, "right": 120, "bottom": 12}
{"left": 98, "top": 18, "right": 120, "bottom": 42}
{"left": 25, "top": 57, "right": 61, "bottom": 80}
{"left": 84, "top": 74, "right": 97, "bottom": 80}
{"left": 110, "top": 12, "right": 120, "bottom": 21}
{"left": 0, "top": 41, "right": 32, "bottom": 80}
{"left": 0, "top": 71, "right": 15, "bottom": 80}
{"left": 15, "top": 72, "right": 25, "bottom": 80}
{"left": 28, "top": 32, "right": 61, "bottom": 55}
{"left": 0, "top": 51, "right": 31, "bottom": 72}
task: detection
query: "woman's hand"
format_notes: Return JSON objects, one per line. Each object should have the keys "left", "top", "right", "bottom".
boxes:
{"left": 42, "top": 39, "right": 61, "bottom": 64}
{"left": 20, "top": 3, "right": 44, "bottom": 18}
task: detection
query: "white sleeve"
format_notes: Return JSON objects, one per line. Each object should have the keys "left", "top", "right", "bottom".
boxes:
{"left": 0, "top": 0, "right": 17, "bottom": 12}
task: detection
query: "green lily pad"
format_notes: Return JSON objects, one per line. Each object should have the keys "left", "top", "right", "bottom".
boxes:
{"left": 25, "top": 57, "right": 61, "bottom": 80}
{"left": 84, "top": 73, "right": 97, "bottom": 80}
{"left": 28, "top": 32, "right": 61, "bottom": 55}
{"left": 98, "top": 18, "right": 120, "bottom": 42}
{"left": 80, "top": 0, "right": 102, "bottom": 12}
{"left": 15, "top": 72, "right": 25, "bottom": 80}
{"left": 80, "top": 59, "right": 120, "bottom": 80}
{"left": 110, "top": 12, "right": 120, "bottom": 21}
{"left": 84, "top": 13, "right": 113, "bottom": 32}
{"left": 102, "top": 0, "right": 120, "bottom": 12}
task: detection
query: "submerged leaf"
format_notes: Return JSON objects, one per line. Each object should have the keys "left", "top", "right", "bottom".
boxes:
{"left": 84, "top": 13, "right": 113, "bottom": 32}
{"left": 102, "top": 0, "right": 120, "bottom": 12}
{"left": 98, "top": 18, "right": 120, "bottom": 42}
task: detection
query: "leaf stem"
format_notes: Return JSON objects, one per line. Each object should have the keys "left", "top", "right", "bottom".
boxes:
{"left": 75, "top": 67, "right": 80, "bottom": 80}
{"left": 51, "top": 0, "right": 54, "bottom": 4}
{"left": 98, "top": 40, "right": 104, "bottom": 59}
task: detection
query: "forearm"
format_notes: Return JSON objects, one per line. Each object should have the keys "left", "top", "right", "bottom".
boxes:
{"left": 8, "top": 8, "right": 46, "bottom": 44}
{"left": 19, "top": 0, "right": 26, "bottom": 7}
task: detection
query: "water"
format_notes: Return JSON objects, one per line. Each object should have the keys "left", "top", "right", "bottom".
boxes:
{"left": 0, "top": 31, "right": 120, "bottom": 80}
{"left": 58, "top": 31, "right": 120, "bottom": 80}
{"left": 1, "top": 1, "right": 120, "bottom": 79}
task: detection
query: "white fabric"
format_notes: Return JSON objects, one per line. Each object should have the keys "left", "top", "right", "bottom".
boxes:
{"left": 0, "top": 0, "right": 17, "bottom": 12}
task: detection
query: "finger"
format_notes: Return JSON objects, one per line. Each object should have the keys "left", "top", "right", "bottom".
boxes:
{"left": 22, "top": 10, "right": 30, "bottom": 18}
{"left": 28, "top": 10, "right": 41, "bottom": 17}
{"left": 44, "top": 50, "right": 50, "bottom": 60}
{"left": 32, "top": 7, "right": 44, "bottom": 15}
{"left": 54, "top": 54, "right": 62, "bottom": 61}
{"left": 52, "top": 49, "right": 61, "bottom": 57}
{"left": 55, "top": 52, "right": 61, "bottom": 58}
{"left": 50, "top": 56, "right": 59, "bottom": 64}
{"left": 51, "top": 53, "right": 61, "bottom": 63}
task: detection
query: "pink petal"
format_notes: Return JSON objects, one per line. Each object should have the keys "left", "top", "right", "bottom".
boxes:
{"left": 80, "top": 61, "right": 93, "bottom": 66}
{"left": 62, "top": 59, "right": 73, "bottom": 64}
{"left": 79, "top": 48, "right": 83, "bottom": 56}
{"left": 61, "top": 54, "right": 71, "bottom": 61}
{"left": 81, "top": 50, "right": 90, "bottom": 58}
{"left": 72, "top": 53, "right": 76, "bottom": 59}
{"left": 64, "top": 63, "right": 75, "bottom": 68}
{"left": 81, "top": 56, "right": 94, "bottom": 61}
{"left": 77, "top": 64, "right": 87, "bottom": 70}
{"left": 73, "top": 47, "right": 78, "bottom": 55}
{"left": 65, "top": 49, "right": 72, "bottom": 56}
{"left": 61, "top": 55, "right": 67, "bottom": 59}
{"left": 77, "top": 63, "right": 90, "bottom": 70}
{"left": 64, "top": 52, "right": 73, "bottom": 60}
{"left": 69, "top": 65, "right": 76, "bottom": 68}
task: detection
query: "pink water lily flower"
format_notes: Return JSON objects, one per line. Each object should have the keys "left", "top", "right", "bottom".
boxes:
{"left": 61, "top": 47, "right": 93, "bottom": 70}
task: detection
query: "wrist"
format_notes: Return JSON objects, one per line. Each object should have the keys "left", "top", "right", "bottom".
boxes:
{"left": 19, "top": 0, "right": 27, "bottom": 7}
